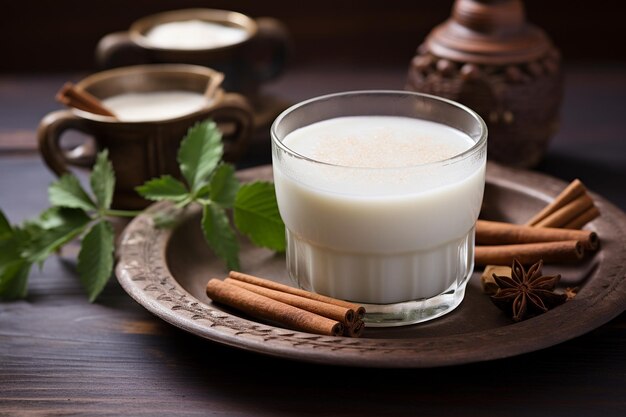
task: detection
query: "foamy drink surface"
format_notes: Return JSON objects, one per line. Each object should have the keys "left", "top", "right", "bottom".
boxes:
{"left": 145, "top": 20, "right": 248, "bottom": 50}
{"left": 102, "top": 91, "right": 209, "bottom": 122}
{"left": 282, "top": 116, "right": 473, "bottom": 168}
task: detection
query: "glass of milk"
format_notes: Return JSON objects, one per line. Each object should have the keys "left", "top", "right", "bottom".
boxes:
{"left": 271, "top": 90, "right": 487, "bottom": 327}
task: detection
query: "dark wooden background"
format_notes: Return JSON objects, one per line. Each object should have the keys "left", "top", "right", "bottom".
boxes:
{"left": 1, "top": 0, "right": 624, "bottom": 73}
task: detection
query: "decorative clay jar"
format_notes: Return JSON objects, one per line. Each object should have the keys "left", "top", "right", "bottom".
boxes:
{"left": 406, "top": 0, "right": 563, "bottom": 168}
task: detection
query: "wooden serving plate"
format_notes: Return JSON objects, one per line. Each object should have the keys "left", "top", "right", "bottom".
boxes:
{"left": 115, "top": 162, "right": 626, "bottom": 367}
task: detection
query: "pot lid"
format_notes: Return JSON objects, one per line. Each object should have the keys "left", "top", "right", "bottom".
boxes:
{"left": 425, "top": 0, "right": 553, "bottom": 65}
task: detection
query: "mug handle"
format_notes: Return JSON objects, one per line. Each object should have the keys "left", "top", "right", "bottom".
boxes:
{"left": 205, "top": 93, "right": 254, "bottom": 162}
{"left": 95, "top": 31, "right": 148, "bottom": 69}
{"left": 249, "top": 17, "right": 292, "bottom": 83}
{"left": 37, "top": 110, "right": 96, "bottom": 176}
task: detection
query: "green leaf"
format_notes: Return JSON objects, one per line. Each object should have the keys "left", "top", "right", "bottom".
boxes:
{"left": 194, "top": 183, "right": 211, "bottom": 200}
{"left": 178, "top": 120, "right": 223, "bottom": 193}
{"left": 90, "top": 149, "right": 115, "bottom": 211}
{"left": 234, "top": 182, "right": 286, "bottom": 252}
{"left": 151, "top": 205, "right": 186, "bottom": 229}
{"left": 208, "top": 164, "right": 240, "bottom": 208}
{"left": 0, "top": 210, "right": 32, "bottom": 299}
{"left": 49, "top": 174, "right": 96, "bottom": 211}
{"left": 0, "top": 260, "right": 31, "bottom": 299}
{"left": 152, "top": 211, "right": 180, "bottom": 228}
{"left": 0, "top": 209, "right": 12, "bottom": 237}
{"left": 22, "top": 207, "right": 91, "bottom": 264}
{"left": 201, "top": 204, "right": 240, "bottom": 271}
{"left": 0, "top": 220, "right": 21, "bottom": 267}
{"left": 77, "top": 220, "right": 115, "bottom": 302}
{"left": 135, "top": 175, "right": 189, "bottom": 202}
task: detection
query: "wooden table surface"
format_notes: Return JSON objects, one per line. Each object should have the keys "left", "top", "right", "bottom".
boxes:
{"left": 1, "top": 64, "right": 625, "bottom": 416}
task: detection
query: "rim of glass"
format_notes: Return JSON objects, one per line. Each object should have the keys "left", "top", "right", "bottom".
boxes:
{"left": 270, "top": 90, "right": 488, "bottom": 171}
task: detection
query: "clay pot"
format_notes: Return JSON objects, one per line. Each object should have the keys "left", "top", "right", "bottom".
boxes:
{"left": 406, "top": 0, "right": 564, "bottom": 168}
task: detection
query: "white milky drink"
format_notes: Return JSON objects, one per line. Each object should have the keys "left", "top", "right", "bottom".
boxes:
{"left": 145, "top": 20, "right": 248, "bottom": 50}
{"left": 102, "top": 91, "right": 210, "bottom": 122}
{"left": 273, "top": 115, "right": 486, "bottom": 305}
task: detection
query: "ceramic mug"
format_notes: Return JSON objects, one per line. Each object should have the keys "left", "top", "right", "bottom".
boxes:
{"left": 96, "top": 8, "right": 291, "bottom": 95}
{"left": 37, "top": 64, "right": 253, "bottom": 209}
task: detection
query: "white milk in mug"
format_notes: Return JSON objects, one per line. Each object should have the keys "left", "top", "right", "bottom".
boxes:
{"left": 102, "top": 91, "right": 210, "bottom": 122}
{"left": 145, "top": 20, "right": 248, "bottom": 50}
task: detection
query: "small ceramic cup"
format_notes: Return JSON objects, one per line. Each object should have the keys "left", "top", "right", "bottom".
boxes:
{"left": 37, "top": 64, "right": 253, "bottom": 209}
{"left": 96, "top": 8, "right": 291, "bottom": 95}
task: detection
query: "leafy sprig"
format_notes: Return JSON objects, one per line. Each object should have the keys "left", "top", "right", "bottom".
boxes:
{"left": 137, "top": 120, "right": 286, "bottom": 270}
{"left": 0, "top": 119, "right": 286, "bottom": 302}
{"left": 0, "top": 150, "right": 121, "bottom": 301}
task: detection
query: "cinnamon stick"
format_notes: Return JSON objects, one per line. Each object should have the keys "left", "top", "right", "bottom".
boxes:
{"left": 563, "top": 206, "right": 601, "bottom": 229}
{"left": 534, "top": 194, "right": 595, "bottom": 228}
{"left": 206, "top": 278, "right": 344, "bottom": 336}
{"left": 526, "top": 179, "right": 587, "bottom": 226}
{"left": 478, "top": 179, "right": 600, "bottom": 293}
{"left": 474, "top": 240, "right": 584, "bottom": 266}
{"left": 56, "top": 82, "right": 117, "bottom": 118}
{"left": 224, "top": 277, "right": 355, "bottom": 325}
{"left": 476, "top": 220, "right": 599, "bottom": 250}
{"left": 228, "top": 271, "right": 366, "bottom": 319}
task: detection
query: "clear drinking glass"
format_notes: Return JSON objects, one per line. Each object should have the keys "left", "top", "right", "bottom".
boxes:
{"left": 271, "top": 90, "right": 487, "bottom": 327}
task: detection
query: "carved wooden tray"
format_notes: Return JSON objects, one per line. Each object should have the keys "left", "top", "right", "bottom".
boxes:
{"left": 115, "top": 162, "right": 626, "bottom": 368}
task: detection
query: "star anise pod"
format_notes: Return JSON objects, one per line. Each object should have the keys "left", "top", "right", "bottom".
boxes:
{"left": 490, "top": 259, "right": 567, "bottom": 322}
